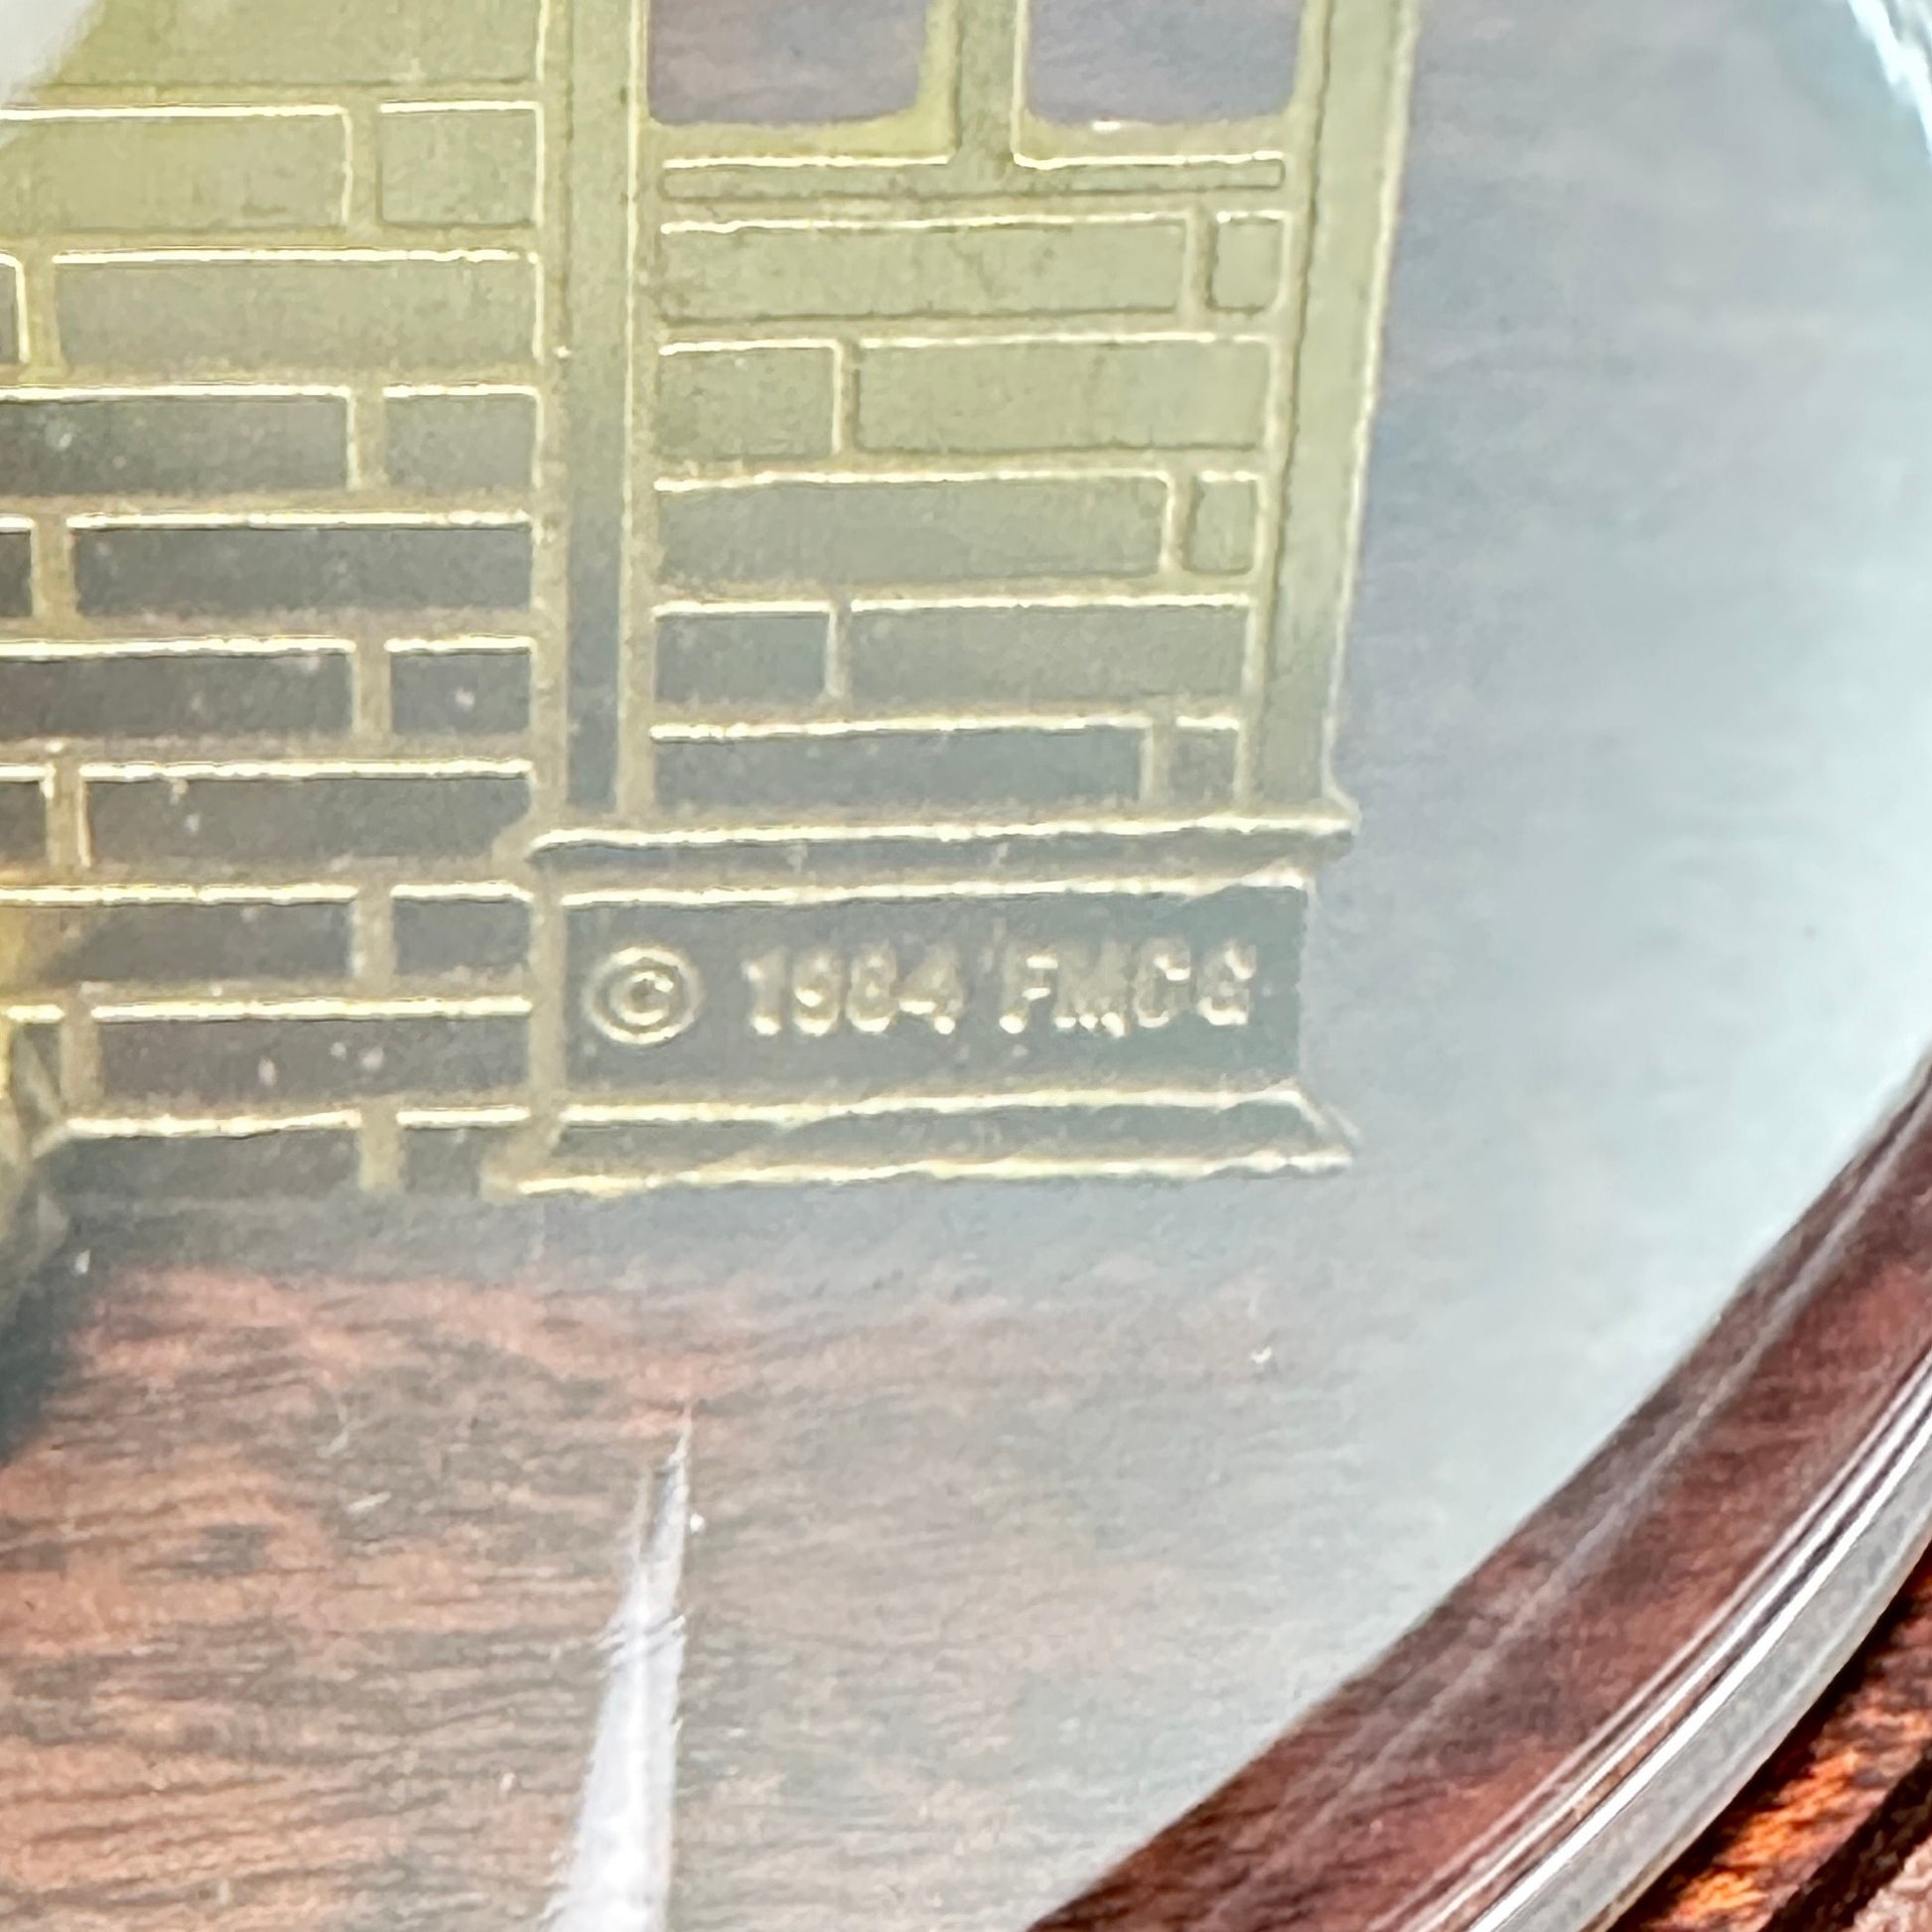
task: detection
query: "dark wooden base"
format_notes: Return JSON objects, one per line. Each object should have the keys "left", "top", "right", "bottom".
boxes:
{"left": 8, "top": 1062, "right": 1932, "bottom": 1931}
{"left": 0, "top": 1241, "right": 694, "bottom": 1928}
{"left": 1625, "top": 1552, "right": 1932, "bottom": 1932}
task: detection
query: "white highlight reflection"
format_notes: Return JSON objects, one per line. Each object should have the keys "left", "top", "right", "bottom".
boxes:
{"left": 1844, "top": 0, "right": 1932, "bottom": 146}
{"left": 0, "top": 0, "right": 96, "bottom": 104}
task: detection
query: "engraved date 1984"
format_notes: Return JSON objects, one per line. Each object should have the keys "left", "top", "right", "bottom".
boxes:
{"left": 741, "top": 938, "right": 1260, "bottom": 1042}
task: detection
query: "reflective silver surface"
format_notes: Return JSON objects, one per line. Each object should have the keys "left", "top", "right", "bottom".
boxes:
{"left": 645, "top": 3, "right": 1932, "bottom": 1923}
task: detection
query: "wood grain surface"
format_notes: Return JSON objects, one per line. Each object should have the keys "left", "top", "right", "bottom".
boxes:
{"left": 7, "top": 1060, "right": 1932, "bottom": 1932}
{"left": 1037, "top": 1061, "right": 1932, "bottom": 1932}
{"left": 1626, "top": 1552, "right": 1932, "bottom": 1932}
{"left": 0, "top": 1245, "right": 700, "bottom": 1929}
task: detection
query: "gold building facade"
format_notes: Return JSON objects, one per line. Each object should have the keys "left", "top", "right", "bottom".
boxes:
{"left": 0, "top": 0, "right": 1415, "bottom": 1197}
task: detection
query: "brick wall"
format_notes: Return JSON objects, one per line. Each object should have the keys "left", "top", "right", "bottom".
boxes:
{"left": 641, "top": 197, "right": 1294, "bottom": 820}
{"left": 0, "top": 0, "right": 1404, "bottom": 1194}
{"left": 0, "top": 0, "right": 551, "bottom": 1194}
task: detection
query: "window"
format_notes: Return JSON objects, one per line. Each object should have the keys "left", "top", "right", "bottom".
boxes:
{"left": 1028, "top": 0, "right": 1301, "bottom": 126}
{"left": 649, "top": 0, "right": 931, "bottom": 126}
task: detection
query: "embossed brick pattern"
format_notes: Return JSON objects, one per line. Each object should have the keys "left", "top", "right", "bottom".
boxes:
{"left": 86, "top": 769, "right": 533, "bottom": 866}
{"left": 0, "top": 644, "right": 352, "bottom": 741}
{"left": 0, "top": 262, "right": 20, "bottom": 366}
{"left": 855, "top": 339, "right": 1273, "bottom": 454}
{"left": 52, "top": 1127, "right": 360, "bottom": 1200}
{"left": 1188, "top": 476, "right": 1264, "bottom": 574}
{"left": 0, "top": 6, "right": 561, "bottom": 1191}
{"left": 0, "top": 777, "right": 48, "bottom": 865}
{"left": 654, "top": 609, "right": 830, "bottom": 707}
{"left": 0, "top": 0, "right": 1397, "bottom": 1193}
{"left": 378, "top": 105, "right": 540, "bottom": 227}
{"left": 848, "top": 601, "right": 1248, "bottom": 705}
{"left": 73, "top": 520, "right": 534, "bottom": 618}
{"left": 390, "top": 645, "right": 533, "bottom": 736}
{"left": 400, "top": 1121, "right": 516, "bottom": 1194}
{"left": 658, "top": 218, "right": 1190, "bottom": 322}
{"left": 658, "top": 477, "right": 1170, "bottom": 588}
{"left": 643, "top": 154, "right": 1294, "bottom": 881}
{"left": 656, "top": 345, "right": 838, "bottom": 463}
{"left": 57, "top": 255, "right": 540, "bottom": 376}
{"left": 99, "top": 1011, "right": 529, "bottom": 1102}
{"left": 384, "top": 390, "right": 537, "bottom": 490}
{"left": 653, "top": 723, "right": 1145, "bottom": 813}
{"left": 64, "top": 0, "right": 544, "bottom": 86}
{"left": 0, "top": 529, "right": 31, "bottom": 618}
{"left": 56, "top": 898, "right": 354, "bottom": 985}
{"left": 1211, "top": 213, "right": 1290, "bottom": 311}
{"left": 1171, "top": 725, "right": 1240, "bottom": 807}
{"left": 393, "top": 894, "right": 533, "bottom": 978}
{"left": 0, "top": 393, "right": 348, "bottom": 496}
{"left": 0, "top": 110, "right": 348, "bottom": 235}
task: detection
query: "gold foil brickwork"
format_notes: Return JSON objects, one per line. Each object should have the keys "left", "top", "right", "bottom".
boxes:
{"left": 0, "top": 0, "right": 1415, "bottom": 1196}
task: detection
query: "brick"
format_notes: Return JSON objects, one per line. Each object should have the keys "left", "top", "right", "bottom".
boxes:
{"left": 0, "top": 528, "right": 30, "bottom": 617}
{"left": 57, "top": 897, "right": 352, "bottom": 983}
{"left": 0, "top": 110, "right": 347, "bottom": 235}
{"left": 658, "top": 476, "right": 1168, "bottom": 589}
{"left": 654, "top": 608, "right": 828, "bottom": 706}
{"left": 56, "top": 1127, "right": 359, "bottom": 1202}
{"left": 86, "top": 767, "right": 531, "bottom": 866}
{"left": 385, "top": 389, "right": 536, "bottom": 490}
{"left": 857, "top": 339, "right": 1272, "bottom": 455}
{"left": 658, "top": 218, "right": 1188, "bottom": 323}
{"left": 0, "top": 642, "right": 351, "bottom": 741}
{"left": 0, "top": 260, "right": 21, "bottom": 364}
{"left": 401, "top": 1122, "right": 514, "bottom": 1195}
{"left": 394, "top": 894, "right": 531, "bottom": 977}
{"left": 65, "top": 0, "right": 543, "bottom": 85}
{"left": 652, "top": 723, "right": 1144, "bottom": 813}
{"left": 1171, "top": 725, "right": 1239, "bottom": 807}
{"left": 13, "top": 1022, "right": 62, "bottom": 1092}
{"left": 1211, "top": 215, "right": 1290, "bottom": 313}
{"left": 73, "top": 519, "right": 533, "bottom": 619}
{"left": 1186, "top": 475, "right": 1263, "bottom": 574}
{"left": 0, "top": 392, "right": 347, "bottom": 496}
{"left": 0, "top": 775, "right": 47, "bottom": 864}
{"left": 389, "top": 643, "right": 531, "bottom": 736}
{"left": 57, "top": 254, "right": 538, "bottom": 376}
{"left": 100, "top": 1010, "right": 528, "bottom": 1102}
{"left": 656, "top": 345, "right": 836, "bottom": 463}
{"left": 379, "top": 105, "right": 540, "bottom": 228}
{"left": 848, "top": 600, "right": 1247, "bottom": 705}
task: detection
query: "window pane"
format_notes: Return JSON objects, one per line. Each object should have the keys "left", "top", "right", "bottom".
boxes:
{"left": 1029, "top": 0, "right": 1301, "bottom": 126}
{"left": 649, "top": 0, "right": 930, "bottom": 126}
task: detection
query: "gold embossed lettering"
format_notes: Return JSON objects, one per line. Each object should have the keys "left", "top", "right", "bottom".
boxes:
{"left": 1197, "top": 940, "right": 1259, "bottom": 1029}
{"left": 743, "top": 948, "right": 787, "bottom": 1038}
{"left": 790, "top": 948, "right": 846, "bottom": 1038}
{"left": 1053, "top": 942, "right": 1131, "bottom": 1038}
{"left": 741, "top": 943, "right": 970, "bottom": 1039}
{"left": 1132, "top": 939, "right": 1193, "bottom": 1031}
{"left": 897, "top": 945, "right": 965, "bottom": 1036}
{"left": 1000, "top": 947, "right": 1060, "bottom": 1035}
{"left": 846, "top": 944, "right": 901, "bottom": 1035}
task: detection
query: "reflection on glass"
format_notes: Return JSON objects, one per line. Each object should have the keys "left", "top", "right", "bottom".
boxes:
{"left": 0, "top": 0, "right": 93, "bottom": 105}
{"left": 1028, "top": 0, "right": 1302, "bottom": 125}
{"left": 648, "top": 0, "right": 931, "bottom": 125}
